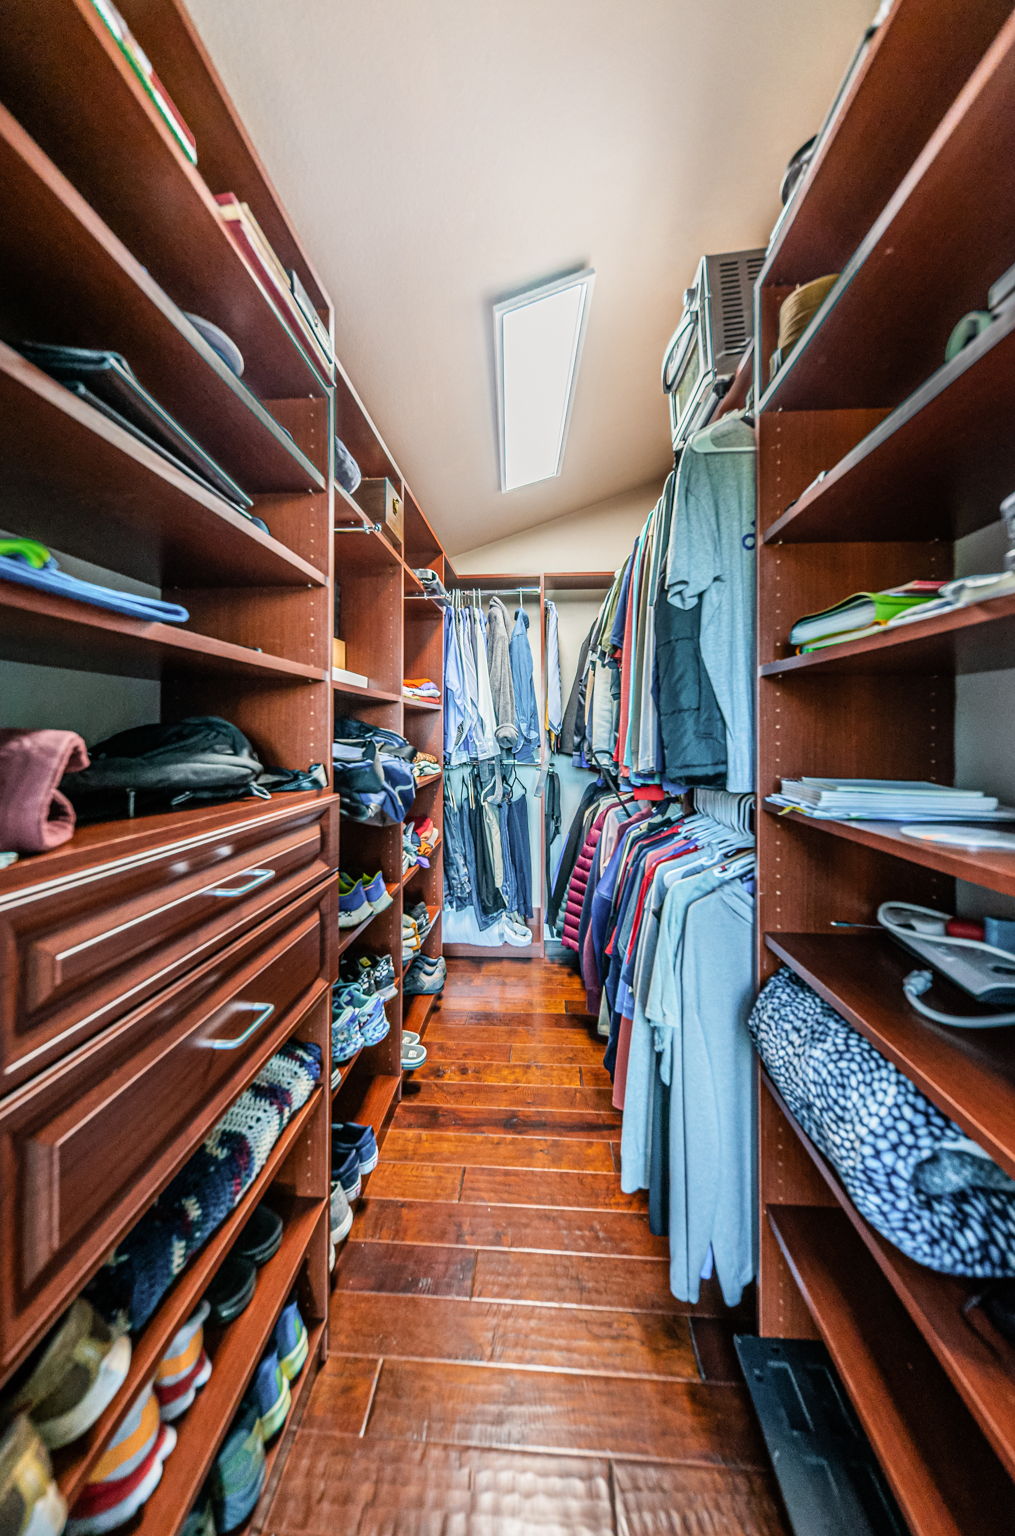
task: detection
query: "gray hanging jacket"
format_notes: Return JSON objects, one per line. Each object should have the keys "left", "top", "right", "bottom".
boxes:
{"left": 486, "top": 597, "right": 520, "bottom": 751}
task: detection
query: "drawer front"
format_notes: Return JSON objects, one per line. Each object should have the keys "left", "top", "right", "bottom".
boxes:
{"left": 0, "top": 880, "right": 333, "bottom": 1368}
{"left": 0, "top": 797, "right": 338, "bottom": 1090}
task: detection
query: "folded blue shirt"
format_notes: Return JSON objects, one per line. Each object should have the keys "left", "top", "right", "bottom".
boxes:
{"left": 0, "top": 541, "right": 189, "bottom": 623}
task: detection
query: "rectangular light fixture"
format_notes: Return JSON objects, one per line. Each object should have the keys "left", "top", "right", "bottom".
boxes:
{"left": 493, "top": 268, "right": 595, "bottom": 493}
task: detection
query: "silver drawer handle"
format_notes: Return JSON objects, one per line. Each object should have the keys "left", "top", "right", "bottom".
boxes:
{"left": 207, "top": 866, "right": 276, "bottom": 898}
{"left": 204, "top": 1001, "right": 275, "bottom": 1050}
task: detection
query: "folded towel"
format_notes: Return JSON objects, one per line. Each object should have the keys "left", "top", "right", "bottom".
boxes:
{"left": 0, "top": 729, "right": 89, "bottom": 852}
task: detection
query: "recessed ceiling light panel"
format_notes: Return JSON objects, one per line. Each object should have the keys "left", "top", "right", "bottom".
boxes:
{"left": 493, "top": 268, "right": 595, "bottom": 493}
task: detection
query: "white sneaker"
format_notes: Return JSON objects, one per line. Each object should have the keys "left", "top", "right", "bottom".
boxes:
{"left": 501, "top": 918, "right": 532, "bottom": 946}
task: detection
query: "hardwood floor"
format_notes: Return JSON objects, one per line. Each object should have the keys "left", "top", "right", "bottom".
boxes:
{"left": 262, "top": 956, "right": 787, "bottom": 1535}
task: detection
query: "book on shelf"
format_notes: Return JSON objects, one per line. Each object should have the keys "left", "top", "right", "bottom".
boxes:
{"left": 216, "top": 195, "right": 332, "bottom": 375}
{"left": 789, "top": 582, "right": 945, "bottom": 649}
{"left": 332, "top": 665, "right": 370, "bottom": 688}
{"left": 769, "top": 777, "right": 1015, "bottom": 822}
{"left": 89, "top": 0, "right": 198, "bottom": 164}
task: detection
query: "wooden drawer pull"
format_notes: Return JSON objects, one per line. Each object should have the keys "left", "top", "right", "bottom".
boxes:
{"left": 203, "top": 1001, "right": 275, "bottom": 1050}
{"left": 206, "top": 866, "right": 276, "bottom": 898}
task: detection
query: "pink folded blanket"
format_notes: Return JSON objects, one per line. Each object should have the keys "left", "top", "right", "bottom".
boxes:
{"left": 0, "top": 729, "right": 89, "bottom": 852}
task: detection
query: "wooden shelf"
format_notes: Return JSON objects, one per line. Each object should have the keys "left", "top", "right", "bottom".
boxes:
{"left": 0, "top": 1, "right": 329, "bottom": 401}
{"left": 769, "top": 1204, "right": 1013, "bottom": 1536}
{"left": 332, "top": 1046, "right": 363, "bottom": 1088}
{"left": 0, "top": 580, "right": 324, "bottom": 683}
{"left": 53, "top": 1088, "right": 324, "bottom": 1505}
{"left": 339, "top": 1072, "right": 401, "bottom": 1141}
{"left": 760, "top": 13, "right": 1015, "bottom": 413}
{"left": 765, "top": 932, "right": 1015, "bottom": 1179}
{"left": 0, "top": 345, "right": 326, "bottom": 590}
{"left": 764, "top": 1077, "right": 1015, "bottom": 1478}
{"left": 331, "top": 677, "right": 403, "bottom": 704}
{"left": 0, "top": 102, "right": 324, "bottom": 495}
{"left": 412, "top": 772, "right": 442, "bottom": 793}
{"left": 761, "top": 592, "right": 1015, "bottom": 677}
{"left": 244, "top": 1316, "right": 326, "bottom": 1534}
{"left": 132, "top": 1199, "right": 325, "bottom": 1535}
{"left": 763, "top": 804, "right": 1015, "bottom": 900}
{"left": 761, "top": 0, "right": 1010, "bottom": 287}
{"left": 402, "top": 696, "right": 441, "bottom": 712}
{"left": 764, "top": 302, "right": 1015, "bottom": 544}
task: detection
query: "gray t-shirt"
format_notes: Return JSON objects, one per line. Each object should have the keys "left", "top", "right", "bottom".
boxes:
{"left": 665, "top": 416, "right": 756, "bottom": 791}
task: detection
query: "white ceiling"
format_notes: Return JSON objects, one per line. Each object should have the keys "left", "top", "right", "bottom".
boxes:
{"left": 187, "top": 0, "right": 874, "bottom": 555}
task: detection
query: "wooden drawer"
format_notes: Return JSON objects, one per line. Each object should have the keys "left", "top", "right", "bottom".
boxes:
{"left": 0, "top": 797, "right": 338, "bottom": 1091}
{"left": 0, "top": 880, "right": 333, "bottom": 1370}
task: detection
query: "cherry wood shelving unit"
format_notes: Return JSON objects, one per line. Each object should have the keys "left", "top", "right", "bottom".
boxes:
{"left": 0, "top": 3, "right": 445, "bottom": 1531}
{"left": 755, "top": 2, "right": 1015, "bottom": 1525}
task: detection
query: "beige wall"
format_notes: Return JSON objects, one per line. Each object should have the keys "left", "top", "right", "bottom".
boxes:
{"left": 453, "top": 482, "right": 658, "bottom": 576}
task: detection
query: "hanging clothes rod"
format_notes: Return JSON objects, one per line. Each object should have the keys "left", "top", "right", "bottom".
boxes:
{"left": 451, "top": 586, "right": 542, "bottom": 596}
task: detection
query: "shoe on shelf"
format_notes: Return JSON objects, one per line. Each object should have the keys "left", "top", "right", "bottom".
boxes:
{"left": 208, "top": 1403, "right": 265, "bottom": 1534}
{"left": 181, "top": 1496, "right": 216, "bottom": 1536}
{"left": 331, "top": 1121, "right": 378, "bottom": 1176}
{"left": 0, "top": 1416, "right": 67, "bottom": 1536}
{"left": 359, "top": 1002, "right": 391, "bottom": 1047}
{"left": 330, "top": 1181, "right": 353, "bottom": 1247}
{"left": 88, "top": 1385, "right": 160, "bottom": 1485}
{"left": 154, "top": 1304, "right": 212, "bottom": 1422}
{"left": 274, "top": 1297, "right": 309, "bottom": 1382}
{"left": 235, "top": 1204, "right": 283, "bottom": 1268}
{"left": 401, "top": 1040, "right": 428, "bottom": 1071}
{"left": 65, "top": 1421, "right": 176, "bottom": 1536}
{"left": 204, "top": 1255, "right": 257, "bottom": 1326}
{"left": 333, "top": 1146, "right": 362, "bottom": 1202}
{"left": 404, "top": 961, "right": 445, "bottom": 997}
{"left": 502, "top": 917, "right": 533, "bottom": 946}
{"left": 337, "top": 876, "right": 372, "bottom": 928}
{"left": 247, "top": 1347, "right": 290, "bottom": 1443}
{"left": 11, "top": 1300, "right": 132, "bottom": 1450}
{"left": 361, "top": 870, "right": 393, "bottom": 914}
{"left": 351, "top": 954, "right": 397, "bottom": 1001}
{"left": 402, "top": 1030, "right": 421, "bottom": 1046}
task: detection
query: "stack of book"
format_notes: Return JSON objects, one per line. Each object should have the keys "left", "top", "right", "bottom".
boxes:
{"left": 768, "top": 779, "right": 1015, "bottom": 822}
{"left": 216, "top": 195, "right": 334, "bottom": 377}
{"left": 90, "top": 0, "right": 197, "bottom": 164}
{"left": 788, "top": 581, "right": 944, "bottom": 651}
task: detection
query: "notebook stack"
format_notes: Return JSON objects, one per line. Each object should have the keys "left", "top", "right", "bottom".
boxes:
{"left": 768, "top": 779, "right": 1015, "bottom": 822}
{"left": 90, "top": 0, "right": 197, "bottom": 163}
{"left": 788, "top": 582, "right": 944, "bottom": 651}
{"left": 216, "top": 195, "right": 334, "bottom": 376}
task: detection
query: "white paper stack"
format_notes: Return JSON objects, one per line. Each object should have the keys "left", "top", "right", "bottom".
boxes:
{"left": 767, "top": 778, "right": 1015, "bottom": 821}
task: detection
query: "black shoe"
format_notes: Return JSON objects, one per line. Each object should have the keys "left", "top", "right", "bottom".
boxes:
{"left": 205, "top": 1256, "right": 257, "bottom": 1325}
{"left": 235, "top": 1204, "right": 283, "bottom": 1268}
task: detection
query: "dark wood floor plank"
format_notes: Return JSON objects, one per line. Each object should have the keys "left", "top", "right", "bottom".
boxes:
{"left": 356, "top": 1359, "right": 767, "bottom": 1464}
{"left": 393, "top": 1102, "right": 622, "bottom": 1140}
{"left": 507, "top": 1041, "right": 610, "bottom": 1065}
{"left": 301, "top": 1354, "right": 379, "bottom": 1436}
{"left": 462, "top": 1010, "right": 601, "bottom": 1031}
{"left": 473, "top": 1249, "right": 680, "bottom": 1313}
{"left": 403, "top": 1079, "right": 618, "bottom": 1112}
{"left": 580, "top": 1065, "right": 613, "bottom": 1088}
{"left": 383, "top": 1129, "right": 617, "bottom": 1172}
{"left": 365, "top": 1163, "right": 464, "bottom": 1203}
{"left": 421, "top": 1039, "right": 515, "bottom": 1063}
{"left": 611, "top": 1460, "right": 789, "bottom": 1535}
{"left": 426, "top": 1022, "right": 602, "bottom": 1048}
{"left": 461, "top": 1166, "right": 648, "bottom": 1211}
{"left": 437, "top": 993, "right": 571, "bottom": 1014}
{"left": 265, "top": 1436, "right": 614, "bottom": 1536}
{"left": 336, "top": 1240, "right": 476, "bottom": 1299}
{"left": 565, "top": 998, "right": 596, "bottom": 1016}
{"left": 690, "top": 1317, "right": 745, "bottom": 1383}
{"left": 330, "top": 1292, "right": 700, "bottom": 1379}
{"left": 352, "top": 1198, "right": 669, "bottom": 1258}
{"left": 413, "top": 1061, "right": 584, "bottom": 1086}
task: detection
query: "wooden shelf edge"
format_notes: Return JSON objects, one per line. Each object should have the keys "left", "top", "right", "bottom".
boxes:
{"left": 762, "top": 804, "right": 1015, "bottom": 900}
{"left": 130, "top": 1201, "right": 326, "bottom": 1534}
{"left": 768, "top": 1202, "right": 1013, "bottom": 1536}
{"left": 54, "top": 1086, "right": 325, "bottom": 1504}
{"left": 759, "top": 592, "right": 1015, "bottom": 676}
{"left": 331, "top": 677, "right": 403, "bottom": 704}
{"left": 762, "top": 1075, "right": 1015, "bottom": 1478}
{"left": 403, "top": 992, "right": 438, "bottom": 1039}
{"left": 402, "top": 697, "right": 442, "bottom": 711}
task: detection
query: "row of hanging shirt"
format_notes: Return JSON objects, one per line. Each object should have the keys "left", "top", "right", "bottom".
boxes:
{"left": 551, "top": 412, "right": 756, "bottom": 794}
{"left": 553, "top": 783, "right": 757, "bottom": 1304}
{"left": 442, "top": 590, "right": 545, "bottom": 946}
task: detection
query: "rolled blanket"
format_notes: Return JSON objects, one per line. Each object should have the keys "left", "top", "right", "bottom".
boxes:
{"left": 0, "top": 728, "right": 89, "bottom": 852}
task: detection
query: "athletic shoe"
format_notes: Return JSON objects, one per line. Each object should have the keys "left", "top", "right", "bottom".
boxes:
{"left": 333, "top": 1146, "right": 362, "bottom": 1202}
{"left": 331, "top": 1121, "right": 378, "bottom": 1175}
{"left": 502, "top": 918, "right": 533, "bottom": 946}
{"left": 350, "top": 954, "right": 397, "bottom": 1002}
{"left": 361, "top": 871, "right": 393, "bottom": 914}
{"left": 154, "top": 1304, "right": 212, "bottom": 1421}
{"left": 247, "top": 1347, "right": 290, "bottom": 1443}
{"left": 12, "top": 1300, "right": 132, "bottom": 1450}
{"left": 0, "top": 1416, "right": 67, "bottom": 1536}
{"left": 208, "top": 1403, "right": 265, "bottom": 1533}
{"left": 401, "top": 1041, "right": 428, "bottom": 1071}
{"left": 404, "top": 960, "right": 445, "bottom": 997}
{"left": 235, "top": 1205, "right": 283, "bottom": 1268}
{"left": 204, "top": 1256, "right": 257, "bottom": 1326}
{"left": 66, "top": 1421, "right": 175, "bottom": 1535}
{"left": 338, "top": 876, "right": 371, "bottom": 928}
{"left": 359, "top": 1003, "right": 391, "bottom": 1047}
{"left": 274, "top": 1297, "right": 309, "bottom": 1381}
{"left": 330, "top": 1181, "right": 353, "bottom": 1245}
{"left": 402, "top": 1030, "right": 421, "bottom": 1045}
{"left": 332, "top": 1017, "right": 363, "bottom": 1063}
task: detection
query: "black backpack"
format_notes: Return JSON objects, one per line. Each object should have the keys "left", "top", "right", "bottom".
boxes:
{"left": 62, "top": 717, "right": 265, "bottom": 819}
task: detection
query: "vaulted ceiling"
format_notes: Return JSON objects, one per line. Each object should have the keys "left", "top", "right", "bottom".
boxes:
{"left": 188, "top": 0, "right": 874, "bottom": 554}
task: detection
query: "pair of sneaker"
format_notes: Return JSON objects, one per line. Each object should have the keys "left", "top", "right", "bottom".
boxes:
{"left": 65, "top": 1393, "right": 177, "bottom": 1535}
{"left": 332, "top": 978, "right": 390, "bottom": 1061}
{"left": 338, "top": 870, "right": 392, "bottom": 928}
{"left": 331, "top": 1121, "right": 379, "bottom": 1206}
{"left": 244, "top": 1294, "right": 308, "bottom": 1444}
{"left": 404, "top": 954, "right": 446, "bottom": 997}
{"left": 401, "top": 1028, "right": 428, "bottom": 1071}
{"left": 342, "top": 953, "right": 397, "bottom": 1002}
